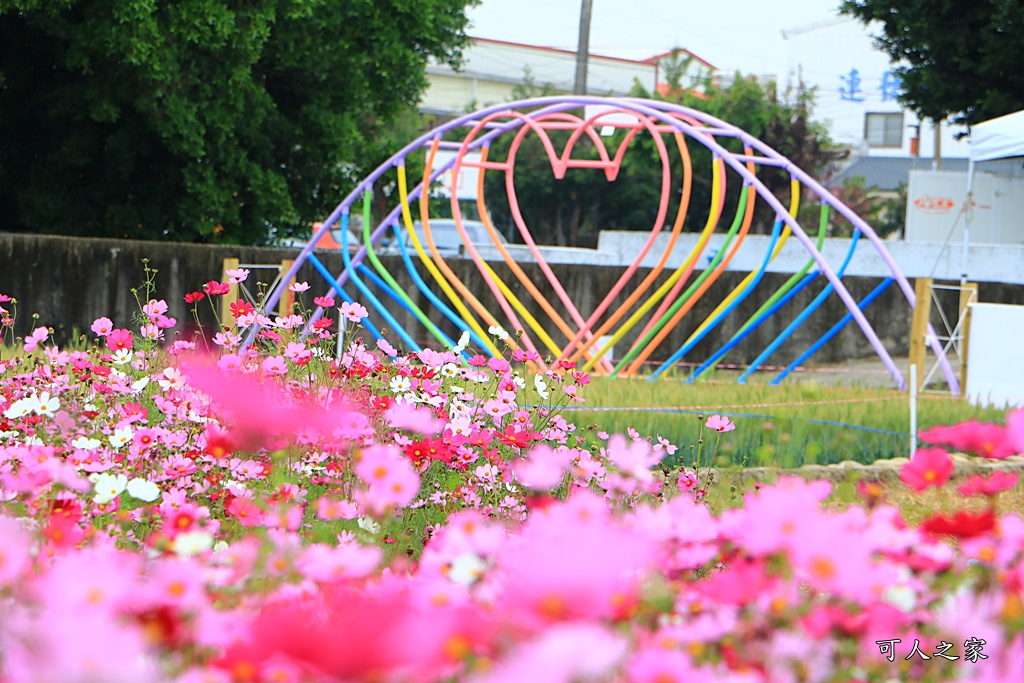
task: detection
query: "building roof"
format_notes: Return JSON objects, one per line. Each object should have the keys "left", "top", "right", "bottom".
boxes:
{"left": 469, "top": 37, "right": 656, "bottom": 67}
{"left": 830, "top": 156, "right": 1024, "bottom": 192}
{"left": 642, "top": 48, "right": 716, "bottom": 71}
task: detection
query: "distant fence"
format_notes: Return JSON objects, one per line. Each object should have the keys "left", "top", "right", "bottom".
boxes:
{"left": 2, "top": 233, "right": 1023, "bottom": 369}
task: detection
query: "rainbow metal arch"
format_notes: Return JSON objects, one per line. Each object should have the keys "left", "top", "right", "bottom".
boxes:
{"left": 257, "top": 96, "right": 957, "bottom": 392}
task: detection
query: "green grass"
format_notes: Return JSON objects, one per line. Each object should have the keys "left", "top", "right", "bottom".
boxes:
{"left": 569, "top": 374, "right": 1007, "bottom": 467}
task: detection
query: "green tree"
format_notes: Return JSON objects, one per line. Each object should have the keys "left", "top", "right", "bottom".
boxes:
{"left": 840, "top": 0, "right": 1024, "bottom": 128}
{"left": 0, "top": 0, "right": 476, "bottom": 244}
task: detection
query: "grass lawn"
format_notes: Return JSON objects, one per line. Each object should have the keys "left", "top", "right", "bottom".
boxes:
{"left": 570, "top": 372, "right": 1007, "bottom": 467}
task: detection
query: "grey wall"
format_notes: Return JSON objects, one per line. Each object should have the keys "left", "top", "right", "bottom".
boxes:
{"left": 2, "top": 233, "right": 1022, "bottom": 369}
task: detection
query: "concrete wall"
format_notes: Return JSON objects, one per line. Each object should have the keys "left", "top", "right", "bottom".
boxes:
{"left": 593, "top": 232, "right": 1024, "bottom": 285}
{"left": 2, "top": 233, "right": 1022, "bottom": 371}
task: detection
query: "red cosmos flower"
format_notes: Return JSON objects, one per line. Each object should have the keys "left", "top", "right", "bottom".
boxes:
{"left": 183, "top": 291, "right": 205, "bottom": 304}
{"left": 919, "top": 420, "right": 1015, "bottom": 459}
{"left": 44, "top": 513, "right": 85, "bottom": 549}
{"left": 312, "top": 317, "right": 334, "bottom": 331}
{"left": 497, "top": 424, "right": 539, "bottom": 449}
{"left": 230, "top": 300, "right": 256, "bottom": 318}
{"left": 369, "top": 394, "right": 393, "bottom": 412}
{"left": 958, "top": 471, "right": 1019, "bottom": 497}
{"left": 900, "top": 447, "right": 954, "bottom": 492}
{"left": 920, "top": 508, "right": 997, "bottom": 539}
{"left": 203, "top": 280, "right": 231, "bottom": 296}
{"left": 404, "top": 437, "right": 453, "bottom": 466}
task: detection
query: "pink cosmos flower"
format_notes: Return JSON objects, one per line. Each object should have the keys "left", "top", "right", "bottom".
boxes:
{"left": 919, "top": 419, "right": 1015, "bottom": 459}
{"left": 91, "top": 317, "right": 114, "bottom": 336}
{"left": 487, "top": 357, "right": 511, "bottom": 374}
{"left": 355, "top": 444, "right": 421, "bottom": 511}
{"left": 142, "top": 298, "right": 168, "bottom": 318}
{"left": 1007, "top": 408, "right": 1024, "bottom": 456}
{"left": 497, "top": 492, "right": 656, "bottom": 624}
{"left": 376, "top": 338, "right": 398, "bottom": 357}
{"left": 958, "top": 471, "right": 1019, "bottom": 497}
{"left": 472, "top": 623, "right": 627, "bottom": 683}
{"left": 105, "top": 328, "right": 134, "bottom": 353}
{"left": 900, "top": 447, "right": 954, "bottom": 491}
{"left": 604, "top": 433, "right": 661, "bottom": 484}
{"left": 297, "top": 542, "right": 382, "bottom": 582}
{"left": 340, "top": 301, "right": 368, "bottom": 322}
{"left": 0, "top": 515, "right": 33, "bottom": 586}
{"left": 227, "top": 496, "right": 264, "bottom": 527}
{"left": 225, "top": 268, "right": 250, "bottom": 283}
{"left": 262, "top": 355, "right": 288, "bottom": 375}
{"left": 514, "top": 443, "right": 576, "bottom": 490}
{"left": 23, "top": 326, "right": 48, "bottom": 353}
{"left": 288, "top": 281, "right": 310, "bottom": 292}
{"left": 705, "top": 414, "right": 736, "bottom": 432}
{"left": 313, "top": 295, "right": 335, "bottom": 308}
{"left": 385, "top": 403, "right": 445, "bottom": 435}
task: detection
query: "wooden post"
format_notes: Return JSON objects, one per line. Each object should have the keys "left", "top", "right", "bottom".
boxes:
{"left": 277, "top": 259, "right": 296, "bottom": 317}
{"left": 958, "top": 281, "right": 978, "bottom": 394}
{"left": 908, "top": 277, "right": 933, "bottom": 392}
{"left": 221, "top": 257, "right": 240, "bottom": 327}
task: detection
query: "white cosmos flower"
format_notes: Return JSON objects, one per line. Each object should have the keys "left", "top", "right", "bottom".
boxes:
{"left": 26, "top": 391, "right": 59, "bottom": 417}
{"left": 3, "top": 398, "right": 32, "bottom": 419}
{"left": 131, "top": 377, "right": 150, "bottom": 394}
{"left": 92, "top": 472, "right": 128, "bottom": 504}
{"left": 126, "top": 477, "right": 160, "bottom": 502}
{"left": 111, "top": 348, "right": 133, "bottom": 366}
{"left": 453, "top": 330, "right": 471, "bottom": 353}
{"left": 534, "top": 374, "right": 550, "bottom": 400}
{"left": 389, "top": 375, "right": 411, "bottom": 393}
{"left": 487, "top": 325, "right": 509, "bottom": 341}
{"left": 109, "top": 426, "right": 133, "bottom": 449}
{"left": 157, "top": 367, "right": 186, "bottom": 392}
{"left": 448, "top": 552, "right": 488, "bottom": 586}
{"left": 71, "top": 436, "right": 102, "bottom": 451}
{"left": 357, "top": 516, "right": 381, "bottom": 535}
{"left": 173, "top": 531, "right": 214, "bottom": 557}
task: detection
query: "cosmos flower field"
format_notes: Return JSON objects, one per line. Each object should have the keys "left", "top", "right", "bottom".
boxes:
{"left": 1, "top": 271, "right": 1023, "bottom": 683}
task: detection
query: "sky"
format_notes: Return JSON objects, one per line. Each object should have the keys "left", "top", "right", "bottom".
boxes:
{"left": 465, "top": 0, "right": 852, "bottom": 81}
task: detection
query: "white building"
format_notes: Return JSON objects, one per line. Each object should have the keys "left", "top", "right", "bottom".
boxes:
{"left": 420, "top": 37, "right": 659, "bottom": 117}
{"left": 781, "top": 16, "right": 969, "bottom": 159}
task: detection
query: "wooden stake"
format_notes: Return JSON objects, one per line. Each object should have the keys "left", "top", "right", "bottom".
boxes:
{"left": 908, "top": 277, "right": 933, "bottom": 392}
{"left": 958, "top": 281, "right": 978, "bottom": 395}
{"left": 221, "top": 257, "right": 240, "bottom": 327}
{"left": 278, "top": 259, "right": 296, "bottom": 317}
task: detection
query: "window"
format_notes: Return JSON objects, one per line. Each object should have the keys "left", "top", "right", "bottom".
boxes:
{"left": 865, "top": 112, "right": 904, "bottom": 148}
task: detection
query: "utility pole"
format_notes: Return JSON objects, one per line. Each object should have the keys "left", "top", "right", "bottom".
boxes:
{"left": 574, "top": 0, "right": 593, "bottom": 95}
{"left": 933, "top": 118, "right": 943, "bottom": 170}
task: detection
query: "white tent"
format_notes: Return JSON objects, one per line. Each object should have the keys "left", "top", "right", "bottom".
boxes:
{"left": 963, "top": 109, "right": 1024, "bottom": 277}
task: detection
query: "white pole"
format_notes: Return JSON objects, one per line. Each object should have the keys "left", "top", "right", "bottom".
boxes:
{"left": 337, "top": 315, "right": 347, "bottom": 361}
{"left": 909, "top": 364, "right": 918, "bottom": 458}
{"left": 962, "top": 158, "right": 975, "bottom": 282}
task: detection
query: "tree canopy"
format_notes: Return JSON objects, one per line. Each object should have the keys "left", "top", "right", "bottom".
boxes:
{"left": 0, "top": 0, "right": 477, "bottom": 244}
{"left": 840, "top": 0, "right": 1024, "bottom": 128}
